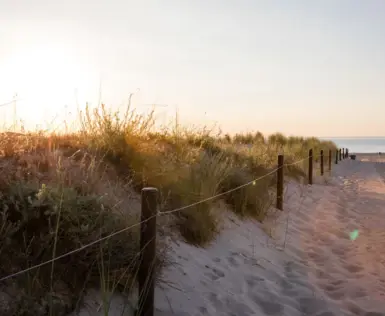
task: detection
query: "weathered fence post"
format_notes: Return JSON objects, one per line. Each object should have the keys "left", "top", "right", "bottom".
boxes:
{"left": 339, "top": 149, "right": 342, "bottom": 161}
{"left": 328, "top": 149, "right": 332, "bottom": 171}
{"left": 277, "top": 154, "right": 284, "bottom": 211}
{"left": 342, "top": 148, "right": 345, "bottom": 159}
{"left": 308, "top": 149, "right": 313, "bottom": 185}
{"left": 346, "top": 148, "right": 349, "bottom": 159}
{"left": 138, "top": 187, "right": 158, "bottom": 316}
{"left": 335, "top": 149, "right": 338, "bottom": 164}
{"left": 320, "top": 150, "right": 324, "bottom": 176}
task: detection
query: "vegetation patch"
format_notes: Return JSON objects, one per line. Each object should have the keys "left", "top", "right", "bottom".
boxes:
{"left": 0, "top": 104, "right": 337, "bottom": 315}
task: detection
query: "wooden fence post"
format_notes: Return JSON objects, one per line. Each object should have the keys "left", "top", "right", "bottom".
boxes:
{"left": 339, "top": 149, "right": 342, "bottom": 161}
{"left": 342, "top": 148, "right": 345, "bottom": 159}
{"left": 346, "top": 148, "right": 349, "bottom": 159}
{"left": 277, "top": 154, "right": 284, "bottom": 211}
{"left": 328, "top": 149, "right": 332, "bottom": 171}
{"left": 138, "top": 187, "right": 158, "bottom": 316}
{"left": 320, "top": 150, "right": 324, "bottom": 176}
{"left": 335, "top": 149, "right": 338, "bottom": 164}
{"left": 308, "top": 149, "right": 313, "bottom": 185}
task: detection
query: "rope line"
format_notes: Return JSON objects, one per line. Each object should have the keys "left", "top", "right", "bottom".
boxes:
{"left": 0, "top": 227, "right": 157, "bottom": 283}
{"left": 0, "top": 218, "right": 155, "bottom": 282}
{"left": 0, "top": 99, "right": 21, "bottom": 107}
{"left": 284, "top": 156, "right": 310, "bottom": 167}
{"left": 0, "top": 168, "right": 279, "bottom": 281}
{"left": 160, "top": 168, "right": 279, "bottom": 215}
{"left": 0, "top": 152, "right": 338, "bottom": 282}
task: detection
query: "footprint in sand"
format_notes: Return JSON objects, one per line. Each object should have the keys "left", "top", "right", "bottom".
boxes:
{"left": 206, "top": 292, "right": 223, "bottom": 310}
{"left": 318, "top": 282, "right": 344, "bottom": 294}
{"left": 227, "top": 255, "right": 242, "bottom": 268}
{"left": 203, "top": 265, "right": 225, "bottom": 281}
{"left": 287, "top": 277, "right": 317, "bottom": 296}
{"left": 313, "top": 269, "right": 329, "bottom": 281}
{"left": 345, "top": 300, "right": 385, "bottom": 316}
{"left": 298, "top": 297, "right": 331, "bottom": 315}
{"left": 245, "top": 274, "right": 265, "bottom": 288}
{"left": 206, "top": 293, "right": 256, "bottom": 316}
{"left": 347, "top": 286, "right": 367, "bottom": 299}
{"left": 317, "top": 235, "right": 333, "bottom": 247}
{"left": 198, "top": 306, "right": 209, "bottom": 314}
{"left": 177, "top": 255, "right": 189, "bottom": 261}
{"left": 280, "top": 277, "right": 294, "bottom": 292}
{"left": 283, "top": 261, "right": 319, "bottom": 297}
{"left": 342, "top": 263, "right": 364, "bottom": 274}
{"left": 324, "top": 288, "right": 345, "bottom": 301}
{"left": 331, "top": 245, "right": 349, "bottom": 257}
{"left": 288, "top": 247, "right": 306, "bottom": 261}
{"left": 284, "top": 260, "right": 309, "bottom": 279}
{"left": 178, "top": 267, "right": 187, "bottom": 275}
{"left": 242, "top": 273, "right": 285, "bottom": 315}
{"left": 345, "top": 301, "right": 367, "bottom": 315}
{"left": 308, "top": 248, "right": 328, "bottom": 265}
{"left": 225, "top": 298, "right": 256, "bottom": 316}
{"left": 329, "top": 229, "right": 348, "bottom": 240}
{"left": 249, "top": 292, "right": 283, "bottom": 316}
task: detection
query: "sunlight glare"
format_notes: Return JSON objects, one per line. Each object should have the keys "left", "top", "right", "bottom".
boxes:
{"left": 1, "top": 43, "right": 98, "bottom": 130}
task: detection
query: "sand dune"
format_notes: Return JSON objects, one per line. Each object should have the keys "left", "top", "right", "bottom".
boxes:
{"left": 74, "top": 155, "right": 385, "bottom": 316}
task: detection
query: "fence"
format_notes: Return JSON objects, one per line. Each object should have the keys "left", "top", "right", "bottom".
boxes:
{"left": 138, "top": 147, "right": 350, "bottom": 316}
{"left": 0, "top": 147, "right": 351, "bottom": 316}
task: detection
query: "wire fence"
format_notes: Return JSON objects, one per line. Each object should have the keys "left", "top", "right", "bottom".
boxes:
{"left": 0, "top": 99, "right": 17, "bottom": 108}
{"left": 0, "top": 147, "right": 351, "bottom": 316}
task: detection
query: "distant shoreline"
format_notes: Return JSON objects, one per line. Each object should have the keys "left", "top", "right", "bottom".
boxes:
{"left": 352, "top": 152, "right": 384, "bottom": 155}
{"left": 321, "top": 137, "right": 385, "bottom": 139}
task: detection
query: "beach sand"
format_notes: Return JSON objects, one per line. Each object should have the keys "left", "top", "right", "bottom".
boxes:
{"left": 74, "top": 155, "right": 385, "bottom": 316}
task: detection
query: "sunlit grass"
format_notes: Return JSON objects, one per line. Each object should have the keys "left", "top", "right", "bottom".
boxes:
{"left": 0, "top": 103, "right": 337, "bottom": 315}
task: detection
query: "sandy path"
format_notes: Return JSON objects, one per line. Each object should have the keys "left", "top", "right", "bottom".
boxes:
{"left": 297, "top": 157, "right": 385, "bottom": 315}
{"left": 74, "top": 156, "right": 385, "bottom": 315}
{"left": 154, "top": 157, "right": 385, "bottom": 316}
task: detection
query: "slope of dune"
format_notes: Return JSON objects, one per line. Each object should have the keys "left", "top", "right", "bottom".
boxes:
{"left": 73, "top": 155, "right": 385, "bottom": 316}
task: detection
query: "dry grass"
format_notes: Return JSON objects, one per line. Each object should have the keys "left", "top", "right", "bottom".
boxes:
{"left": 0, "top": 104, "right": 337, "bottom": 315}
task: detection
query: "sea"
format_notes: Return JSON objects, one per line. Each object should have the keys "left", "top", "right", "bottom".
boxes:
{"left": 322, "top": 137, "right": 385, "bottom": 154}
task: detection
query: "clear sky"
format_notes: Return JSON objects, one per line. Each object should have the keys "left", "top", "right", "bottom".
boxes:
{"left": 1, "top": 0, "right": 385, "bottom": 136}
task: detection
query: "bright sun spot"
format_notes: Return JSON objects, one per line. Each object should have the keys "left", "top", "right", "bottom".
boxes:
{"left": 0, "top": 44, "right": 98, "bottom": 130}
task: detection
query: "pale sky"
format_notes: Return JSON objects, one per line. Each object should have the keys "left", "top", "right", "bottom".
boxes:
{"left": 1, "top": 0, "right": 385, "bottom": 136}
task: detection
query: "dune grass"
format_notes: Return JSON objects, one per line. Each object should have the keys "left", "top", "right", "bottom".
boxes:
{"left": 0, "top": 104, "right": 337, "bottom": 315}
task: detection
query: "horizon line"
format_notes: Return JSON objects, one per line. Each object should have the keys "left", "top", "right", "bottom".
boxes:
{"left": 320, "top": 136, "right": 385, "bottom": 139}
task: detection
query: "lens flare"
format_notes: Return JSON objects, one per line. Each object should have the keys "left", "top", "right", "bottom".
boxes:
{"left": 349, "top": 229, "right": 359, "bottom": 241}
